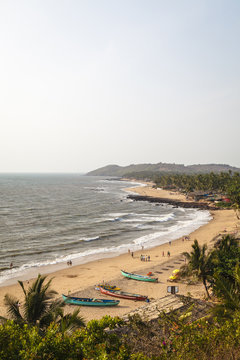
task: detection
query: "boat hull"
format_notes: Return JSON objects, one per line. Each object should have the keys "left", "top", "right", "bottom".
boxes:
{"left": 62, "top": 294, "right": 119, "bottom": 306}
{"left": 95, "top": 284, "right": 121, "bottom": 291}
{"left": 121, "top": 270, "right": 158, "bottom": 282}
{"left": 99, "top": 287, "right": 148, "bottom": 301}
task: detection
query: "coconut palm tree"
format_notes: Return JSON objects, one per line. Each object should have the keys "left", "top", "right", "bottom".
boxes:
{"left": 213, "top": 234, "right": 240, "bottom": 285}
{"left": 1, "top": 274, "right": 85, "bottom": 332}
{"left": 56, "top": 308, "right": 86, "bottom": 335}
{"left": 212, "top": 263, "right": 240, "bottom": 319}
{"left": 182, "top": 240, "right": 214, "bottom": 298}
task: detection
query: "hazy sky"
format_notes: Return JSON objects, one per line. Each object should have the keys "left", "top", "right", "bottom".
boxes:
{"left": 0, "top": 0, "right": 239, "bottom": 173}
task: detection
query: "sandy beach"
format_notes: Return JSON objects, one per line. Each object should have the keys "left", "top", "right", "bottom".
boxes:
{"left": 0, "top": 185, "right": 239, "bottom": 322}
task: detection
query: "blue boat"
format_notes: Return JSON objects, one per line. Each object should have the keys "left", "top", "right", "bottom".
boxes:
{"left": 62, "top": 294, "right": 120, "bottom": 306}
{"left": 121, "top": 270, "right": 158, "bottom": 282}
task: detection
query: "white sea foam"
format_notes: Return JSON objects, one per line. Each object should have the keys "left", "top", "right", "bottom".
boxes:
{"left": 107, "top": 212, "right": 175, "bottom": 223}
{"left": 132, "top": 210, "right": 212, "bottom": 248}
{"left": 135, "top": 214, "right": 175, "bottom": 222}
{"left": 80, "top": 236, "right": 100, "bottom": 242}
{"left": 0, "top": 175, "right": 213, "bottom": 287}
{"left": 0, "top": 209, "right": 212, "bottom": 286}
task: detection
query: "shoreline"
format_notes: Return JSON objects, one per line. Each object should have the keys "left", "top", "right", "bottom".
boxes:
{"left": 0, "top": 183, "right": 209, "bottom": 288}
{"left": 0, "top": 185, "right": 238, "bottom": 322}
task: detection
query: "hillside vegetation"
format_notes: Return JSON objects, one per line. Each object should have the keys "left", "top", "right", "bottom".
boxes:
{"left": 86, "top": 162, "right": 240, "bottom": 177}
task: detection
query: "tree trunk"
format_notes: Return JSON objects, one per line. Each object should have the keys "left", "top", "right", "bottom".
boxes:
{"left": 203, "top": 278, "right": 210, "bottom": 299}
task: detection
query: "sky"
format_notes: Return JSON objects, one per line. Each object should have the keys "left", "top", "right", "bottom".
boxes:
{"left": 0, "top": 0, "right": 240, "bottom": 173}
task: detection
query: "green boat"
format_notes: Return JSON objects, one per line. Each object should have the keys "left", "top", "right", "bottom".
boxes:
{"left": 121, "top": 270, "right": 158, "bottom": 282}
{"left": 62, "top": 294, "right": 120, "bottom": 306}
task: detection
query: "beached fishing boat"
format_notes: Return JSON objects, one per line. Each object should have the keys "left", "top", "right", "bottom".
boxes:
{"left": 121, "top": 270, "right": 158, "bottom": 282}
{"left": 99, "top": 286, "right": 148, "bottom": 301}
{"left": 62, "top": 294, "right": 120, "bottom": 306}
{"left": 95, "top": 283, "right": 121, "bottom": 291}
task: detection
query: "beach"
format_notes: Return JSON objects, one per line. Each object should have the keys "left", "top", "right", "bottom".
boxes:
{"left": 0, "top": 185, "right": 238, "bottom": 322}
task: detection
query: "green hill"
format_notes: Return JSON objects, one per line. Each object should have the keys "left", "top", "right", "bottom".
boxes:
{"left": 86, "top": 162, "right": 240, "bottom": 176}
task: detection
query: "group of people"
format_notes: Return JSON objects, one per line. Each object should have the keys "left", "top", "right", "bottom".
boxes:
{"left": 140, "top": 254, "right": 151, "bottom": 262}
{"left": 67, "top": 260, "right": 72, "bottom": 266}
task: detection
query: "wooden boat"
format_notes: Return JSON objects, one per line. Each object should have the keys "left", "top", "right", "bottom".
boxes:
{"left": 121, "top": 270, "right": 158, "bottom": 282}
{"left": 62, "top": 294, "right": 120, "bottom": 306}
{"left": 99, "top": 287, "right": 148, "bottom": 301}
{"left": 95, "top": 283, "right": 121, "bottom": 291}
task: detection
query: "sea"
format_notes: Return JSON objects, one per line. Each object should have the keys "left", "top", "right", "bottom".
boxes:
{"left": 0, "top": 174, "right": 211, "bottom": 286}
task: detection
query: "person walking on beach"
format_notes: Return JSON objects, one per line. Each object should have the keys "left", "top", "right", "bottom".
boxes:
{"left": 162, "top": 251, "right": 164, "bottom": 257}
{"left": 167, "top": 251, "right": 170, "bottom": 257}
{"left": 131, "top": 252, "right": 134, "bottom": 258}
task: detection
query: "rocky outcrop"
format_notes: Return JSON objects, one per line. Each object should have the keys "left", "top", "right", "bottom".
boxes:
{"left": 127, "top": 194, "right": 219, "bottom": 210}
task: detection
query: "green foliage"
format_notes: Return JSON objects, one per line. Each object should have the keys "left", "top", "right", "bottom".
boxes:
{"left": 180, "top": 234, "right": 240, "bottom": 326}
{"left": 3, "top": 274, "right": 61, "bottom": 327}
{"left": 0, "top": 310, "right": 240, "bottom": 359}
{"left": 153, "top": 171, "right": 239, "bottom": 193}
{"left": 182, "top": 240, "right": 214, "bottom": 298}
{"left": 0, "top": 321, "right": 40, "bottom": 360}
{"left": 213, "top": 235, "right": 240, "bottom": 282}
{"left": 78, "top": 316, "right": 126, "bottom": 359}
{"left": 160, "top": 313, "right": 240, "bottom": 359}
{"left": 212, "top": 263, "right": 240, "bottom": 320}
{"left": 1, "top": 274, "right": 85, "bottom": 334}
{"left": 0, "top": 317, "right": 129, "bottom": 360}
{"left": 182, "top": 235, "right": 240, "bottom": 310}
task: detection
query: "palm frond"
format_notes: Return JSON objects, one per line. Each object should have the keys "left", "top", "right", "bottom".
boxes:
{"left": 18, "top": 280, "right": 27, "bottom": 296}
{"left": 57, "top": 308, "right": 86, "bottom": 334}
{"left": 4, "top": 294, "right": 24, "bottom": 322}
{"left": 182, "top": 252, "right": 191, "bottom": 260}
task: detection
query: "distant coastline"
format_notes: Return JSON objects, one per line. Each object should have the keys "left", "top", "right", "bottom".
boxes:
{"left": 86, "top": 162, "right": 240, "bottom": 177}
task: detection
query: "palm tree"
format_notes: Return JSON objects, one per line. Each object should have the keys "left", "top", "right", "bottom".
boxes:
{"left": 212, "top": 263, "right": 240, "bottom": 319}
{"left": 182, "top": 240, "right": 214, "bottom": 298}
{"left": 213, "top": 234, "right": 240, "bottom": 284}
{"left": 56, "top": 308, "right": 85, "bottom": 335}
{"left": 1, "top": 274, "right": 85, "bottom": 331}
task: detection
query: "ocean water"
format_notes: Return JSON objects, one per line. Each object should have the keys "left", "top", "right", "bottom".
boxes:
{"left": 0, "top": 174, "right": 211, "bottom": 285}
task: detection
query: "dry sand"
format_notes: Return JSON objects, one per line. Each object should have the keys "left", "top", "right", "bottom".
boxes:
{"left": 0, "top": 185, "right": 239, "bottom": 322}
